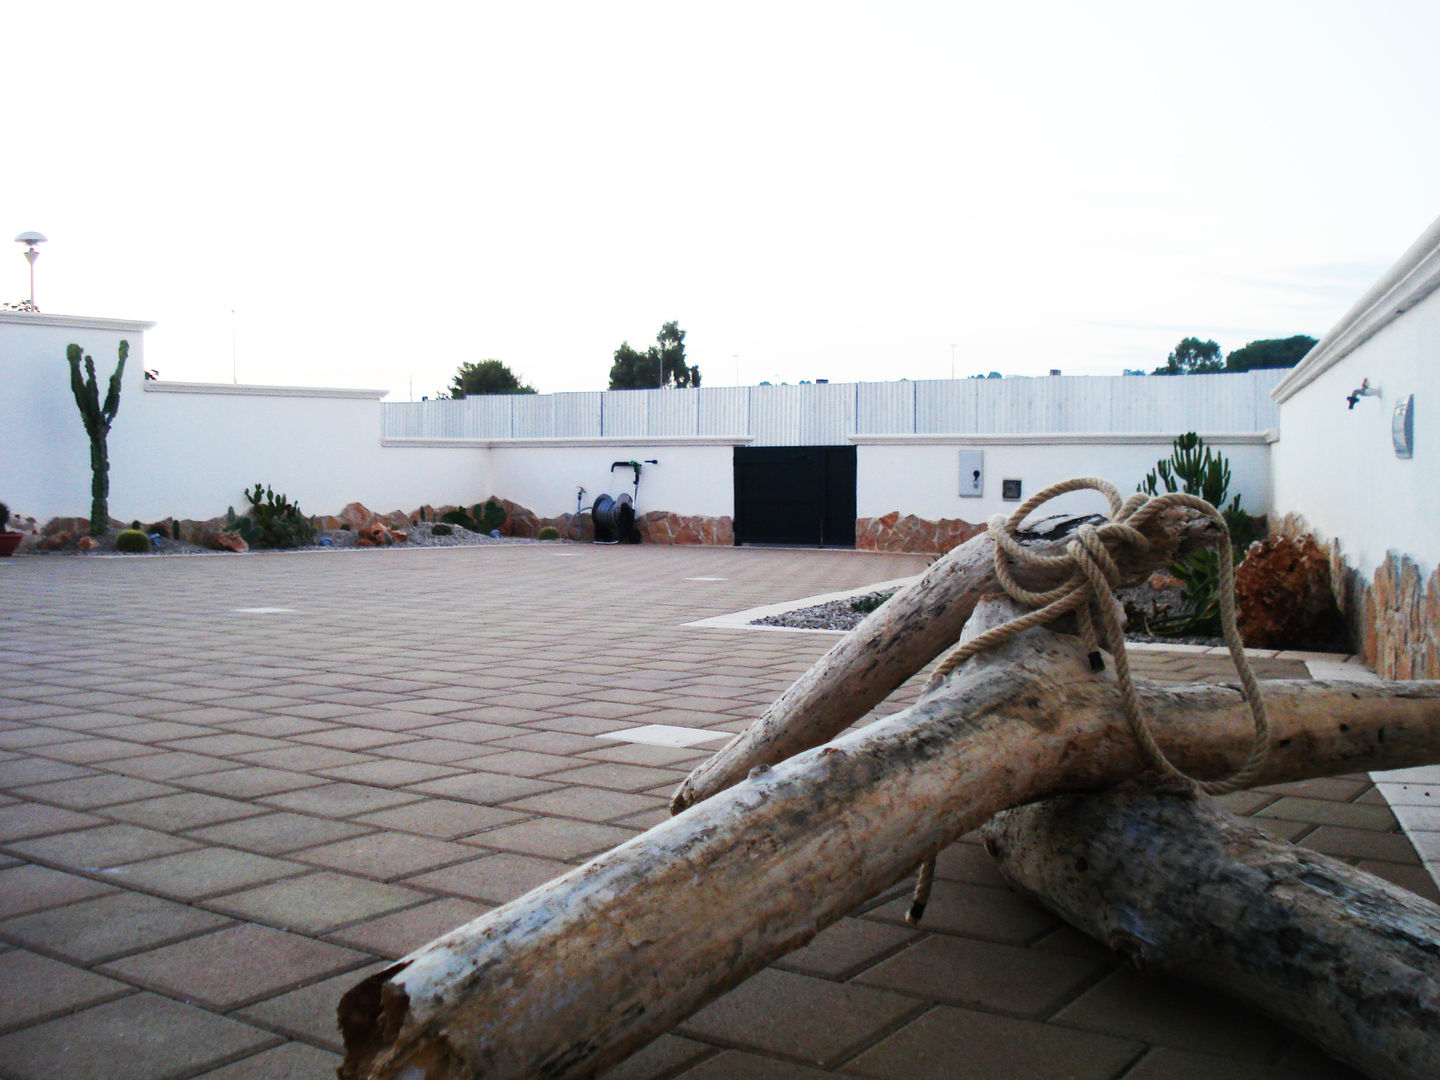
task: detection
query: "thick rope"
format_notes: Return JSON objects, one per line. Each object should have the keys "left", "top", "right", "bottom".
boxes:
{"left": 905, "top": 476, "right": 1270, "bottom": 925}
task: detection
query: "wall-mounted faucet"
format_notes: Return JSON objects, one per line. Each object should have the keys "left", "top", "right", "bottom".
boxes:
{"left": 1346, "top": 378, "right": 1381, "bottom": 409}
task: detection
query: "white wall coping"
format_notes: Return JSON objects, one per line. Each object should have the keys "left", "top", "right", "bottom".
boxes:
{"left": 849, "top": 431, "right": 1276, "bottom": 446}
{"left": 0, "top": 311, "right": 156, "bottom": 331}
{"left": 144, "top": 380, "right": 388, "bottom": 400}
{"left": 382, "top": 435, "right": 755, "bottom": 449}
{"left": 1272, "top": 211, "right": 1440, "bottom": 404}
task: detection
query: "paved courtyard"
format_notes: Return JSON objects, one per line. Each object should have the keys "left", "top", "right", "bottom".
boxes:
{"left": 0, "top": 543, "right": 1434, "bottom": 1080}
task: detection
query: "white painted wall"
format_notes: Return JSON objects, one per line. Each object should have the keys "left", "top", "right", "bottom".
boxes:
{"left": 485, "top": 441, "right": 739, "bottom": 518}
{"left": 856, "top": 435, "right": 1273, "bottom": 523}
{"left": 1271, "top": 217, "right": 1440, "bottom": 578}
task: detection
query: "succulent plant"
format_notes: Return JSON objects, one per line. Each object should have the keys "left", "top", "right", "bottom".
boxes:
{"left": 115, "top": 529, "right": 152, "bottom": 554}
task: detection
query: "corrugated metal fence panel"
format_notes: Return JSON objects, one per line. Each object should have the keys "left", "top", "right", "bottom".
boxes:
{"left": 751, "top": 382, "right": 858, "bottom": 445}
{"left": 601, "top": 389, "right": 649, "bottom": 438}
{"left": 649, "top": 389, "right": 698, "bottom": 436}
{"left": 810, "top": 382, "right": 858, "bottom": 444}
{"left": 696, "top": 387, "right": 750, "bottom": 437}
{"left": 554, "top": 393, "right": 603, "bottom": 438}
{"left": 857, "top": 381, "right": 914, "bottom": 434}
{"left": 915, "top": 380, "right": 980, "bottom": 433}
{"left": 511, "top": 394, "right": 556, "bottom": 438}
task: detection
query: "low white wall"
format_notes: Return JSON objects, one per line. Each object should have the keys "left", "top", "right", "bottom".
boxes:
{"left": 483, "top": 440, "right": 741, "bottom": 519}
{"left": 1271, "top": 218, "right": 1440, "bottom": 578}
{"left": 855, "top": 434, "right": 1273, "bottom": 524}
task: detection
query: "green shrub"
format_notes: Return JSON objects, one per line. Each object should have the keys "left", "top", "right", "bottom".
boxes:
{"left": 440, "top": 508, "right": 477, "bottom": 531}
{"left": 474, "top": 499, "right": 508, "bottom": 533}
{"left": 226, "top": 483, "right": 316, "bottom": 550}
{"left": 538, "top": 525, "right": 560, "bottom": 541}
{"left": 432, "top": 522, "right": 453, "bottom": 537}
{"left": 115, "top": 529, "right": 152, "bottom": 554}
{"left": 850, "top": 592, "right": 892, "bottom": 615}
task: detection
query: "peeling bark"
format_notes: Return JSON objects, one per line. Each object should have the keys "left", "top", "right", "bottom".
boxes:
{"left": 338, "top": 612, "right": 1440, "bottom": 1080}
{"left": 671, "top": 504, "right": 1226, "bottom": 813}
{"left": 983, "top": 788, "right": 1440, "bottom": 1080}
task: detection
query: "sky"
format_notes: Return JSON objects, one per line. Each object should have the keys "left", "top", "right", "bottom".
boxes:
{"left": 5, "top": 0, "right": 1439, "bottom": 399}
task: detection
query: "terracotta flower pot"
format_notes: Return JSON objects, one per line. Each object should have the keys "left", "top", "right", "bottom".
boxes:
{"left": 0, "top": 533, "right": 22, "bottom": 557}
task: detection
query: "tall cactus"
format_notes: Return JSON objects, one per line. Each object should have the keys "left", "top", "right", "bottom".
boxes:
{"left": 67, "top": 340, "right": 128, "bottom": 536}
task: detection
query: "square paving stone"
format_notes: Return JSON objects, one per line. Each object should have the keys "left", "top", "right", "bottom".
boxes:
{"left": 542, "top": 762, "right": 688, "bottom": 792}
{"left": 1258, "top": 796, "right": 1398, "bottom": 831}
{"left": 186, "top": 811, "right": 374, "bottom": 854}
{"left": 101, "top": 922, "right": 368, "bottom": 1009}
{"left": 0, "top": 801, "right": 104, "bottom": 842}
{"left": 678, "top": 968, "right": 919, "bottom": 1066}
{"left": 666, "top": 1049, "right": 832, "bottom": 1079}
{"left": 5, "top": 822, "right": 200, "bottom": 870}
{"left": 0, "top": 949, "right": 133, "bottom": 1030}
{"left": 597, "top": 1035, "right": 713, "bottom": 1080}
{"left": 115, "top": 846, "right": 309, "bottom": 900}
{"left": 0, "top": 889, "right": 232, "bottom": 963}
{"left": 318, "top": 759, "right": 464, "bottom": 786}
{"left": 846, "top": 1004, "right": 1141, "bottom": 1080}
{"left": 328, "top": 896, "right": 493, "bottom": 958}
{"left": 10, "top": 774, "right": 178, "bottom": 809}
{"left": 0, "top": 991, "right": 277, "bottom": 1080}
{"left": 1122, "top": 1046, "right": 1362, "bottom": 1079}
{"left": 411, "top": 771, "right": 560, "bottom": 805}
{"left": 181, "top": 766, "right": 329, "bottom": 798}
{"left": 263, "top": 782, "right": 422, "bottom": 817}
{"left": 30, "top": 737, "right": 159, "bottom": 764}
{"left": 403, "top": 852, "right": 573, "bottom": 904}
{"left": 240, "top": 745, "right": 378, "bottom": 771}
{"left": 855, "top": 934, "right": 1108, "bottom": 1017}
{"left": 206, "top": 871, "right": 428, "bottom": 933}
{"left": 1299, "top": 825, "right": 1418, "bottom": 863}
{"left": 107, "top": 750, "right": 241, "bottom": 781}
{"left": 0, "top": 862, "right": 117, "bottom": 918}
{"left": 466, "top": 817, "right": 637, "bottom": 860}
{"left": 293, "top": 831, "right": 477, "bottom": 879}
{"left": 503, "top": 786, "right": 666, "bottom": 823}
{"left": 864, "top": 879, "right": 1059, "bottom": 944}
{"left": 193, "top": 1041, "right": 343, "bottom": 1079}
{"left": 772, "top": 917, "right": 917, "bottom": 980}
{"left": 238, "top": 962, "right": 392, "bottom": 1052}
{"left": 103, "top": 791, "right": 269, "bottom": 830}
{"left": 351, "top": 798, "right": 527, "bottom": 838}
{"left": 1054, "top": 968, "right": 1294, "bottom": 1060}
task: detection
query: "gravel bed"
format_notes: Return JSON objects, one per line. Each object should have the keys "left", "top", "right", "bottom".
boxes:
{"left": 15, "top": 522, "right": 548, "bottom": 557}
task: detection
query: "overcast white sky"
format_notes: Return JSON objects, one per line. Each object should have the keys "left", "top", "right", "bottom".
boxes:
{"left": 6, "top": 0, "right": 1439, "bottom": 398}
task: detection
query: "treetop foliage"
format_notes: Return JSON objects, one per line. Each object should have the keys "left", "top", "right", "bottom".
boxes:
{"left": 1151, "top": 334, "right": 1317, "bottom": 376}
{"left": 444, "top": 359, "right": 536, "bottom": 398}
{"left": 609, "top": 321, "right": 701, "bottom": 390}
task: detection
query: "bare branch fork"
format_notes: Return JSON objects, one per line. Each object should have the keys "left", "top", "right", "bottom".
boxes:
{"left": 339, "top": 503, "right": 1440, "bottom": 1080}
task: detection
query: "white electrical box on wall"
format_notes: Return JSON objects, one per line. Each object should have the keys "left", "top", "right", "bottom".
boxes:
{"left": 958, "top": 450, "right": 983, "bottom": 496}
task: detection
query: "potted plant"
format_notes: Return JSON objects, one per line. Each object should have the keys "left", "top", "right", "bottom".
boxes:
{"left": 0, "top": 503, "right": 22, "bottom": 557}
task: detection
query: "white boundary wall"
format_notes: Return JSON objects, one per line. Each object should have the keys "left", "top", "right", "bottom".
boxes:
{"left": 1270, "top": 212, "right": 1440, "bottom": 579}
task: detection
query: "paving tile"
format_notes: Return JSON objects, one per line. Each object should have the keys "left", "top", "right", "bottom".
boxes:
{"left": 264, "top": 781, "right": 422, "bottom": 817}
{"left": 102, "top": 791, "right": 269, "bottom": 830}
{"left": 0, "top": 889, "right": 232, "bottom": 963}
{"left": 352, "top": 798, "right": 527, "bottom": 838}
{"left": 493, "top": 730, "right": 609, "bottom": 755}
{"left": 846, "top": 1004, "right": 1141, "bottom": 1080}
{"left": 0, "top": 991, "right": 277, "bottom": 1080}
{"left": 226, "top": 714, "right": 340, "bottom": 737}
{"left": 206, "top": 871, "right": 428, "bottom": 933}
{"left": 180, "top": 765, "right": 329, "bottom": 798}
{"left": 238, "top": 961, "right": 391, "bottom": 1052}
{"left": 0, "top": 862, "right": 118, "bottom": 918}
{"left": 597, "top": 1035, "right": 714, "bottom": 1080}
{"left": 469, "top": 749, "right": 583, "bottom": 776}
{"left": 864, "top": 879, "right": 1059, "bottom": 945}
{"left": 543, "top": 761, "right": 689, "bottom": 792}
{"left": 1357, "top": 859, "right": 1440, "bottom": 903}
{"left": 670, "top": 1049, "right": 830, "bottom": 1079}
{"left": 6, "top": 822, "right": 200, "bottom": 869}
{"left": 318, "top": 758, "right": 464, "bottom": 785}
{"left": 293, "top": 727, "right": 413, "bottom": 750}
{"left": 163, "top": 732, "right": 293, "bottom": 756}
{"left": 105, "top": 750, "right": 241, "bottom": 781}
{"left": 466, "top": 816, "right": 637, "bottom": 860}
{"left": 503, "top": 786, "right": 667, "bottom": 823}
{"left": 1299, "top": 825, "right": 1418, "bottom": 863}
{"left": 0, "top": 948, "right": 133, "bottom": 1030}
{"left": 411, "top": 770, "right": 560, "bottom": 805}
{"left": 580, "top": 742, "right": 709, "bottom": 768}
{"left": 408, "top": 720, "right": 518, "bottom": 743}
{"left": 186, "top": 811, "right": 374, "bottom": 854}
{"left": 30, "top": 737, "right": 159, "bottom": 764}
{"left": 373, "top": 737, "right": 501, "bottom": 764}
{"left": 1054, "top": 968, "right": 1293, "bottom": 1060}
{"left": 101, "top": 922, "right": 367, "bottom": 1009}
{"left": 114, "top": 847, "right": 308, "bottom": 900}
{"left": 293, "top": 831, "right": 477, "bottom": 879}
{"left": 678, "top": 968, "right": 919, "bottom": 1066}
{"left": 1122, "top": 1045, "right": 1361, "bottom": 1079}
{"left": 240, "top": 745, "right": 378, "bottom": 771}
{"left": 10, "top": 773, "right": 178, "bottom": 809}
{"left": 0, "top": 801, "right": 105, "bottom": 842}
{"left": 104, "top": 719, "right": 217, "bottom": 741}
{"left": 772, "top": 917, "right": 917, "bottom": 980}
{"left": 193, "top": 1041, "right": 343, "bottom": 1080}
{"left": 1257, "top": 796, "right": 1398, "bottom": 831}
{"left": 403, "top": 852, "right": 572, "bottom": 904}
{"left": 328, "top": 896, "right": 492, "bottom": 958}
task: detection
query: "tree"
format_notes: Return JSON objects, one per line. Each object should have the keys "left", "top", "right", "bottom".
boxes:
{"left": 1224, "top": 335, "right": 1317, "bottom": 372}
{"left": 443, "top": 359, "right": 536, "bottom": 398}
{"left": 608, "top": 321, "right": 701, "bottom": 390}
{"left": 1153, "top": 337, "right": 1224, "bottom": 375}
{"left": 67, "top": 341, "right": 127, "bottom": 536}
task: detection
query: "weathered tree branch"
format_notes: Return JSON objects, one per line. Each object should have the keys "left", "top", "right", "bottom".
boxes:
{"left": 982, "top": 788, "right": 1440, "bottom": 1080}
{"left": 671, "top": 505, "right": 1226, "bottom": 813}
{"left": 339, "top": 613, "right": 1440, "bottom": 1080}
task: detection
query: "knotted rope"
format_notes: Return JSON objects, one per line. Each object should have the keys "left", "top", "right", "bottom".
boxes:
{"left": 906, "top": 476, "right": 1270, "bottom": 924}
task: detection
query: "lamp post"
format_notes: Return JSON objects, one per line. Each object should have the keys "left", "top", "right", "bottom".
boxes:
{"left": 14, "top": 231, "right": 47, "bottom": 308}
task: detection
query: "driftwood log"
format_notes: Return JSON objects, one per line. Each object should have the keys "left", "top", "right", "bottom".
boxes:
{"left": 338, "top": 598, "right": 1440, "bottom": 1080}
{"left": 983, "top": 788, "right": 1440, "bottom": 1080}
{"left": 671, "top": 503, "right": 1226, "bottom": 813}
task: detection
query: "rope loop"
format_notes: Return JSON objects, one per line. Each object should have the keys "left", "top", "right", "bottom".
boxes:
{"left": 906, "top": 476, "right": 1271, "bottom": 925}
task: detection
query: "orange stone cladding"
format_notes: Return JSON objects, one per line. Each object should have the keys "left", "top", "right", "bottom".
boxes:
{"left": 856, "top": 512, "right": 985, "bottom": 555}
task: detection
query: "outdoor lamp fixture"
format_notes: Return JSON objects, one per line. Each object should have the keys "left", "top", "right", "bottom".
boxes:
{"left": 14, "top": 231, "right": 47, "bottom": 307}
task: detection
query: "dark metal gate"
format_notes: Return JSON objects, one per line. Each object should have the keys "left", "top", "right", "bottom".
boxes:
{"left": 733, "top": 446, "right": 856, "bottom": 547}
